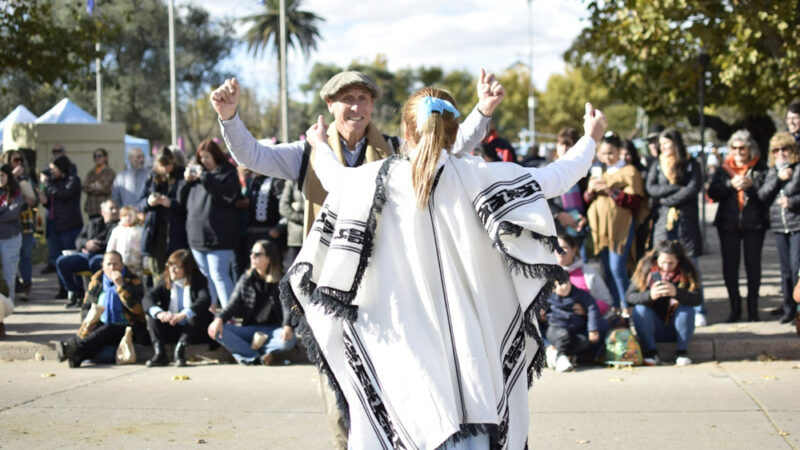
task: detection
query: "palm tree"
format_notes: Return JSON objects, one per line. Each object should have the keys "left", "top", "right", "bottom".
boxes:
{"left": 242, "top": 0, "right": 324, "bottom": 138}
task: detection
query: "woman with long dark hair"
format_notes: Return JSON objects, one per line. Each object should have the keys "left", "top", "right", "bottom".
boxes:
{"left": 0, "top": 165, "right": 24, "bottom": 301}
{"left": 178, "top": 139, "right": 240, "bottom": 309}
{"left": 646, "top": 128, "right": 706, "bottom": 326}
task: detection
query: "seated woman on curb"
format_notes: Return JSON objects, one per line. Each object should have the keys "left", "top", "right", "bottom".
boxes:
{"left": 143, "top": 249, "right": 213, "bottom": 367}
{"left": 57, "top": 251, "right": 145, "bottom": 368}
{"left": 207, "top": 240, "right": 296, "bottom": 365}
{"left": 626, "top": 240, "right": 700, "bottom": 366}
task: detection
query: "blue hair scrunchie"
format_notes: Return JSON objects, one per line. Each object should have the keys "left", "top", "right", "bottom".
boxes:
{"left": 416, "top": 96, "right": 460, "bottom": 131}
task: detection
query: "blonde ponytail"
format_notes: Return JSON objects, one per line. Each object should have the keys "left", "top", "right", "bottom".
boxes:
{"left": 402, "top": 88, "right": 460, "bottom": 208}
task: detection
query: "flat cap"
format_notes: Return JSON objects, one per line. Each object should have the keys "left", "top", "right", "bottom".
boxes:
{"left": 319, "top": 71, "right": 381, "bottom": 101}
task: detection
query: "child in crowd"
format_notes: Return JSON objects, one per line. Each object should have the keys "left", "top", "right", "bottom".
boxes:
{"left": 106, "top": 205, "right": 144, "bottom": 275}
{"left": 626, "top": 240, "right": 701, "bottom": 366}
{"left": 557, "top": 233, "right": 612, "bottom": 316}
{"left": 544, "top": 279, "right": 606, "bottom": 372}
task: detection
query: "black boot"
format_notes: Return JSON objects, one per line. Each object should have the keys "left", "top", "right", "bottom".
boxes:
{"left": 146, "top": 341, "right": 168, "bottom": 367}
{"left": 64, "top": 291, "right": 81, "bottom": 309}
{"left": 746, "top": 296, "right": 760, "bottom": 322}
{"left": 174, "top": 338, "right": 188, "bottom": 367}
{"left": 57, "top": 339, "right": 82, "bottom": 368}
{"left": 55, "top": 286, "right": 68, "bottom": 300}
{"left": 725, "top": 297, "right": 742, "bottom": 323}
{"left": 19, "top": 282, "right": 31, "bottom": 302}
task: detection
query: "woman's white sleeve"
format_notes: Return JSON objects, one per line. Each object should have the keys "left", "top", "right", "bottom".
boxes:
{"left": 528, "top": 136, "right": 596, "bottom": 198}
{"left": 312, "top": 142, "right": 346, "bottom": 193}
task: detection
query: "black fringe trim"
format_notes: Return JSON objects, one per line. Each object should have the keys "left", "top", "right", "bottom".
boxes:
{"left": 434, "top": 423, "right": 500, "bottom": 450}
{"left": 279, "top": 264, "right": 351, "bottom": 430}
{"left": 306, "top": 155, "right": 401, "bottom": 323}
{"left": 493, "top": 220, "right": 568, "bottom": 388}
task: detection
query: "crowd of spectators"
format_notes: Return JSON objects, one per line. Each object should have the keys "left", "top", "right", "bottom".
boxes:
{"left": 0, "top": 98, "right": 799, "bottom": 373}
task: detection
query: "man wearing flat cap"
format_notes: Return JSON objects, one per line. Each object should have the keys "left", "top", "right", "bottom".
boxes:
{"left": 211, "top": 70, "right": 504, "bottom": 236}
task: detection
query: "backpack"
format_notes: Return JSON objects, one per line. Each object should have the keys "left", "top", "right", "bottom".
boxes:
{"left": 604, "top": 327, "right": 643, "bottom": 367}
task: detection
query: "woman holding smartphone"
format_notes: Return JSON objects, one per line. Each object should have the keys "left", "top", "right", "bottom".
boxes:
{"left": 626, "top": 240, "right": 701, "bottom": 366}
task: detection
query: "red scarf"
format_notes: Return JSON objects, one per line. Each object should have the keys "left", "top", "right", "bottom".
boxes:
{"left": 722, "top": 156, "right": 758, "bottom": 211}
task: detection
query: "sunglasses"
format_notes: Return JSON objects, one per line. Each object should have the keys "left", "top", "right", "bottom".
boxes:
{"left": 772, "top": 146, "right": 793, "bottom": 153}
{"left": 94, "top": 153, "right": 105, "bottom": 159}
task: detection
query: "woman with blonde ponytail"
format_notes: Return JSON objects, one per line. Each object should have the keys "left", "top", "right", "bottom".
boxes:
{"left": 284, "top": 69, "right": 607, "bottom": 449}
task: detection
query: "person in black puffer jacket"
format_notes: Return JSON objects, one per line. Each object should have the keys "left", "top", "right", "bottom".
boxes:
{"left": 757, "top": 131, "right": 800, "bottom": 324}
{"left": 39, "top": 155, "right": 83, "bottom": 288}
{"left": 139, "top": 147, "right": 187, "bottom": 286}
{"left": 207, "top": 239, "right": 296, "bottom": 365}
{"left": 708, "top": 129, "right": 768, "bottom": 322}
{"left": 178, "top": 139, "right": 240, "bottom": 310}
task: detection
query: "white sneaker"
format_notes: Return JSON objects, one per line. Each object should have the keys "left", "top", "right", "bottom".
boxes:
{"left": 251, "top": 331, "right": 269, "bottom": 350}
{"left": 695, "top": 313, "right": 708, "bottom": 327}
{"left": 643, "top": 354, "right": 661, "bottom": 366}
{"left": 555, "top": 354, "right": 574, "bottom": 372}
{"left": 675, "top": 355, "right": 692, "bottom": 366}
{"left": 546, "top": 346, "right": 558, "bottom": 370}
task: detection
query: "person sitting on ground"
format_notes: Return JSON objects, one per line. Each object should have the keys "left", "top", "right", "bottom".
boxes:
{"left": 207, "top": 239, "right": 296, "bottom": 365}
{"left": 143, "top": 249, "right": 213, "bottom": 367}
{"left": 106, "top": 205, "right": 144, "bottom": 275}
{"left": 543, "top": 278, "right": 606, "bottom": 373}
{"left": 556, "top": 233, "right": 612, "bottom": 316}
{"left": 111, "top": 147, "right": 149, "bottom": 209}
{"left": 82, "top": 148, "right": 115, "bottom": 218}
{"left": 56, "top": 251, "right": 145, "bottom": 368}
{"left": 626, "top": 240, "right": 701, "bottom": 366}
{"left": 56, "top": 199, "right": 119, "bottom": 308}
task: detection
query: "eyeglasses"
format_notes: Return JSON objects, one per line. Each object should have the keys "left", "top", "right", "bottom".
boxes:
{"left": 250, "top": 251, "right": 265, "bottom": 257}
{"left": 772, "top": 146, "right": 793, "bottom": 153}
{"left": 52, "top": 149, "right": 64, "bottom": 154}
{"left": 94, "top": 153, "right": 105, "bottom": 159}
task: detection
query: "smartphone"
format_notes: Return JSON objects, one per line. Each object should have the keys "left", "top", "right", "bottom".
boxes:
{"left": 590, "top": 165, "right": 603, "bottom": 179}
{"left": 650, "top": 272, "right": 662, "bottom": 286}
{"left": 190, "top": 164, "right": 203, "bottom": 176}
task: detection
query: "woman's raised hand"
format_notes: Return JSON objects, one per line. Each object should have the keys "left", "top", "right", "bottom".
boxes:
{"left": 583, "top": 103, "right": 607, "bottom": 143}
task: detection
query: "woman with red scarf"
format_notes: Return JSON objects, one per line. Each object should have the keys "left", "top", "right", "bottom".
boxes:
{"left": 708, "top": 129, "right": 768, "bottom": 322}
{"left": 626, "top": 240, "right": 701, "bottom": 366}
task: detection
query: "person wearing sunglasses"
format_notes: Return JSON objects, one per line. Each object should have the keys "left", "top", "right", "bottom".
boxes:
{"left": 82, "top": 148, "right": 115, "bottom": 218}
{"left": 757, "top": 131, "right": 800, "bottom": 324}
{"left": 207, "top": 239, "right": 296, "bottom": 365}
{"left": 708, "top": 129, "right": 768, "bottom": 322}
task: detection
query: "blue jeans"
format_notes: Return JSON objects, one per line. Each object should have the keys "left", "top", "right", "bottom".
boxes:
{"left": 0, "top": 234, "right": 22, "bottom": 301}
{"left": 774, "top": 232, "right": 800, "bottom": 317}
{"left": 47, "top": 221, "right": 81, "bottom": 267}
{"left": 56, "top": 252, "right": 104, "bottom": 294}
{"left": 632, "top": 304, "right": 695, "bottom": 354}
{"left": 599, "top": 222, "right": 635, "bottom": 309}
{"left": 214, "top": 324, "right": 297, "bottom": 364}
{"left": 18, "top": 233, "right": 34, "bottom": 284}
{"left": 191, "top": 249, "right": 235, "bottom": 308}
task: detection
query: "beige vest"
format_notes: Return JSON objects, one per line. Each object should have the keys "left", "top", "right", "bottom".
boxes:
{"left": 302, "top": 123, "right": 394, "bottom": 236}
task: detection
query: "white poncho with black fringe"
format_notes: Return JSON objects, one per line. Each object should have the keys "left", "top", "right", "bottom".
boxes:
{"left": 281, "top": 136, "right": 596, "bottom": 449}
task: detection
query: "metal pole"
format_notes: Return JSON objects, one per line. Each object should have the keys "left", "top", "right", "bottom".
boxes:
{"left": 698, "top": 50, "right": 709, "bottom": 245}
{"left": 527, "top": 0, "right": 535, "bottom": 147}
{"left": 168, "top": 0, "right": 178, "bottom": 147}
{"left": 279, "top": 0, "right": 289, "bottom": 143}
{"left": 94, "top": 5, "right": 102, "bottom": 121}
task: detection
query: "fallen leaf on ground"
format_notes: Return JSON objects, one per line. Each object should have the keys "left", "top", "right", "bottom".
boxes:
{"left": 741, "top": 380, "right": 753, "bottom": 385}
{"left": 171, "top": 375, "right": 190, "bottom": 381}
{"left": 757, "top": 352, "right": 778, "bottom": 362}
{"left": 762, "top": 375, "right": 778, "bottom": 380}
{"left": 197, "top": 438, "right": 207, "bottom": 444}
{"left": 609, "top": 377, "right": 624, "bottom": 382}
{"left": 40, "top": 373, "right": 55, "bottom": 378}
{"left": 575, "top": 439, "right": 590, "bottom": 444}
{"left": 779, "top": 431, "right": 790, "bottom": 437}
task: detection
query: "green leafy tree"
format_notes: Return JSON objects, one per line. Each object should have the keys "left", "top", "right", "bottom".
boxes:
{"left": 0, "top": 0, "right": 105, "bottom": 87}
{"left": 566, "top": 0, "right": 799, "bottom": 146}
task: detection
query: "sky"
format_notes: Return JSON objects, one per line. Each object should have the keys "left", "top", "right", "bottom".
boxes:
{"left": 191, "top": 0, "right": 589, "bottom": 103}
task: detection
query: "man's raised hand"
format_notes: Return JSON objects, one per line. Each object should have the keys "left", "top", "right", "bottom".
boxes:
{"left": 306, "top": 115, "right": 328, "bottom": 149}
{"left": 583, "top": 102, "right": 607, "bottom": 143}
{"left": 476, "top": 69, "right": 505, "bottom": 116}
{"left": 210, "top": 78, "right": 241, "bottom": 121}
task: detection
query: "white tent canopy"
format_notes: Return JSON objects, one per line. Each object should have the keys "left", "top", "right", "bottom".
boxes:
{"left": 0, "top": 105, "right": 38, "bottom": 149}
{"left": 35, "top": 98, "right": 98, "bottom": 124}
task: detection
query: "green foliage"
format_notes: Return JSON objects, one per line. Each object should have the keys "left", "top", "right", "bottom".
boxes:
{"left": 241, "top": 0, "right": 324, "bottom": 59}
{"left": 567, "top": 0, "right": 800, "bottom": 118}
{"left": 0, "top": 0, "right": 105, "bottom": 86}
